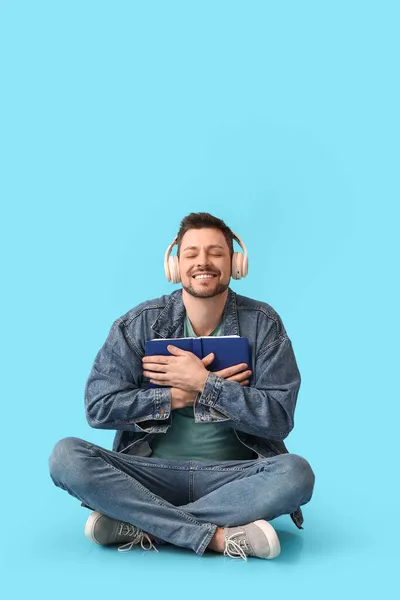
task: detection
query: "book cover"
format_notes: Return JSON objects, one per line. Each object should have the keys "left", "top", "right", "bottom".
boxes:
{"left": 144, "top": 336, "right": 251, "bottom": 389}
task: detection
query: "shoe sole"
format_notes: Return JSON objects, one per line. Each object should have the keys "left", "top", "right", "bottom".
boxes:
{"left": 84, "top": 511, "right": 103, "bottom": 544}
{"left": 253, "top": 520, "right": 281, "bottom": 559}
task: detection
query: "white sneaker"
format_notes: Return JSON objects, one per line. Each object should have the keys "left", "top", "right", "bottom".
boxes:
{"left": 223, "top": 520, "right": 281, "bottom": 561}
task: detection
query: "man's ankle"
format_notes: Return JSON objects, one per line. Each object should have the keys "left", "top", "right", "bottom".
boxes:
{"left": 207, "top": 527, "right": 225, "bottom": 553}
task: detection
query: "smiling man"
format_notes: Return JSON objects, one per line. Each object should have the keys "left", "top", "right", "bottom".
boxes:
{"left": 49, "top": 212, "right": 315, "bottom": 561}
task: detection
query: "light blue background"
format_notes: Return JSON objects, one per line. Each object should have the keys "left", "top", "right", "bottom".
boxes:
{"left": 1, "top": 1, "right": 399, "bottom": 597}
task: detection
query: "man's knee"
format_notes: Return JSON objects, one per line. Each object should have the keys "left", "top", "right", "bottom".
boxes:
{"left": 49, "top": 436, "right": 92, "bottom": 484}
{"left": 284, "top": 453, "right": 315, "bottom": 502}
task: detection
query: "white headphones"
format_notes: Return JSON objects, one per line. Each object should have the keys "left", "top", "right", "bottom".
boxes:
{"left": 164, "top": 232, "right": 249, "bottom": 284}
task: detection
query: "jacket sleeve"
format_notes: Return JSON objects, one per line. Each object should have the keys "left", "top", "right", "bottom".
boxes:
{"left": 194, "top": 336, "right": 301, "bottom": 440}
{"left": 85, "top": 320, "right": 171, "bottom": 432}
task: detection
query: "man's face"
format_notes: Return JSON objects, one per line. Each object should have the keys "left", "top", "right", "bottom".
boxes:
{"left": 178, "top": 228, "right": 232, "bottom": 298}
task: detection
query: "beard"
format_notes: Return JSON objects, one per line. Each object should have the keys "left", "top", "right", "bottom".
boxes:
{"left": 182, "top": 279, "right": 229, "bottom": 299}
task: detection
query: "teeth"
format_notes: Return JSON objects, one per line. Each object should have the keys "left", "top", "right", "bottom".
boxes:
{"left": 194, "top": 274, "right": 215, "bottom": 279}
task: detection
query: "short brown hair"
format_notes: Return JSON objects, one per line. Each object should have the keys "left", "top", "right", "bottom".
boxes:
{"left": 176, "top": 212, "right": 234, "bottom": 258}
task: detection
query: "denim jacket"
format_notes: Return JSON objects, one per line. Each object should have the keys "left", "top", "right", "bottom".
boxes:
{"left": 85, "top": 287, "right": 304, "bottom": 530}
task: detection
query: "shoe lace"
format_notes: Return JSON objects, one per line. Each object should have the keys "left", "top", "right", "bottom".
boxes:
{"left": 223, "top": 530, "right": 248, "bottom": 562}
{"left": 117, "top": 522, "right": 159, "bottom": 553}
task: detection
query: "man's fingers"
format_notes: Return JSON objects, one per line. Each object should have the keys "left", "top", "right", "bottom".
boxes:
{"left": 167, "top": 344, "right": 188, "bottom": 355}
{"left": 214, "top": 363, "right": 249, "bottom": 378}
{"left": 202, "top": 352, "right": 215, "bottom": 366}
{"left": 145, "top": 372, "right": 169, "bottom": 383}
{"left": 226, "top": 371, "right": 252, "bottom": 382}
{"left": 143, "top": 365, "right": 168, "bottom": 375}
{"left": 142, "top": 356, "right": 170, "bottom": 365}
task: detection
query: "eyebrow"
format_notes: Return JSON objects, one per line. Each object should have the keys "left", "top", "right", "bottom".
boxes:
{"left": 182, "top": 244, "right": 226, "bottom": 252}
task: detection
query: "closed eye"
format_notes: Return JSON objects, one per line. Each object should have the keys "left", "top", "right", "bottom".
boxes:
{"left": 186, "top": 252, "right": 224, "bottom": 258}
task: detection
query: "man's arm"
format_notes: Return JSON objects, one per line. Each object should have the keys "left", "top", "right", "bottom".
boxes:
{"left": 194, "top": 336, "right": 301, "bottom": 441}
{"left": 85, "top": 320, "right": 171, "bottom": 432}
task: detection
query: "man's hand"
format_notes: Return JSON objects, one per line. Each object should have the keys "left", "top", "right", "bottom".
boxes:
{"left": 170, "top": 364, "right": 252, "bottom": 410}
{"left": 169, "top": 352, "right": 214, "bottom": 410}
{"left": 142, "top": 348, "right": 252, "bottom": 410}
{"left": 142, "top": 345, "right": 211, "bottom": 393}
{"left": 213, "top": 364, "right": 253, "bottom": 385}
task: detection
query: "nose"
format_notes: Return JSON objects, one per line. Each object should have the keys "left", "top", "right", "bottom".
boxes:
{"left": 196, "top": 248, "right": 211, "bottom": 267}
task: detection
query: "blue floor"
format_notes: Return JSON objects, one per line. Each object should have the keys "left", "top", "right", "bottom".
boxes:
{"left": 3, "top": 444, "right": 394, "bottom": 600}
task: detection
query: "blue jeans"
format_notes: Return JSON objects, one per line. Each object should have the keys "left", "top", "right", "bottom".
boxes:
{"left": 49, "top": 437, "right": 315, "bottom": 555}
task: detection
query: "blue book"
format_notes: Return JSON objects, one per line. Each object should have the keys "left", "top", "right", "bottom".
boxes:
{"left": 144, "top": 335, "right": 251, "bottom": 389}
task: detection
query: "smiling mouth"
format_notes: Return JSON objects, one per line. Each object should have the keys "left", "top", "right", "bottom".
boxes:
{"left": 192, "top": 273, "right": 218, "bottom": 280}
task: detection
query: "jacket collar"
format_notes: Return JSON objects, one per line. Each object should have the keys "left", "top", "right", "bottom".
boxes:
{"left": 151, "top": 287, "right": 239, "bottom": 338}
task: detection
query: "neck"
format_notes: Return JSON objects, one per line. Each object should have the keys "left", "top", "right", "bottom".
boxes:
{"left": 182, "top": 288, "right": 228, "bottom": 337}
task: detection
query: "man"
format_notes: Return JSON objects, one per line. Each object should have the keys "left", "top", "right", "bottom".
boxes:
{"left": 49, "top": 212, "right": 315, "bottom": 561}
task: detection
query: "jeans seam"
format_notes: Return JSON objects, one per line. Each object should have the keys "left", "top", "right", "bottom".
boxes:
{"left": 135, "top": 464, "right": 251, "bottom": 472}
{"left": 193, "top": 466, "right": 249, "bottom": 472}
{"left": 91, "top": 445, "right": 257, "bottom": 473}
{"left": 127, "top": 462, "right": 193, "bottom": 471}
{"left": 195, "top": 525, "right": 218, "bottom": 555}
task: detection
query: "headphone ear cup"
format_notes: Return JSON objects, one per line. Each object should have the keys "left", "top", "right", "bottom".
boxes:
{"left": 232, "top": 252, "right": 248, "bottom": 280}
{"left": 232, "top": 252, "right": 243, "bottom": 280}
{"left": 169, "top": 256, "right": 181, "bottom": 283}
{"left": 242, "top": 254, "right": 248, "bottom": 277}
{"left": 164, "top": 259, "right": 171, "bottom": 281}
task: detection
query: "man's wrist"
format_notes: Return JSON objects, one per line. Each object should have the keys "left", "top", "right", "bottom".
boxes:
{"left": 196, "top": 371, "right": 209, "bottom": 394}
